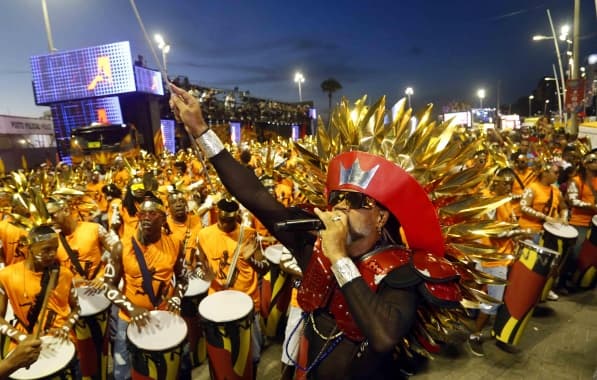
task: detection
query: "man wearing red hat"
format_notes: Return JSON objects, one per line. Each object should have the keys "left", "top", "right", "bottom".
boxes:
{"left": 171, "top": 84, "right": 460, "bottom": 380}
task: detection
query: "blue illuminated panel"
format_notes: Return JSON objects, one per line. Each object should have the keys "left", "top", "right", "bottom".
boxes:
{"left": 230, "top": 122, "right": 241, "bottom": 143}
{"left": 31, "top": 41, "right": 135, "bottom": 105}
{"left": 135, "top": 66, "right": 164, "bottom": 95}
{"left": 50, "top": 97, "right": 123, "bottom": 161}
{"left": 160, "top": 119, "right": 176, "bottom": 153}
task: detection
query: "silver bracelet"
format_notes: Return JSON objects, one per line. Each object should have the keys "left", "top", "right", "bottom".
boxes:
{"left": 196, "top": 129, "right": 225, "bottom": 158}
{"left": 330, "top": 257, "right": 361, "bottom": 287}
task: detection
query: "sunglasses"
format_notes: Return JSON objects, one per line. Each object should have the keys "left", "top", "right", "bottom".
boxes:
{"left": 328, "top": 191, "right": 376, "bottom": 209}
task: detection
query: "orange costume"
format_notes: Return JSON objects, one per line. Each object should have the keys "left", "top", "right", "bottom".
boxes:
{"left": 198, "top": 224, "right": 260, "bottom": 310}
{"left": 119, "top": 235, "right": 180, "bottom": 321}
{"left": 568, "top": 175, "right": 597, "bottom": 228}
{"left": 519, "top": 182, "right": 562, "bottom": 232}
{"left": 56, "top": 221, "right": 106, "bottom": 282}
{"left": 167, "top": 214, "right": 202, "bottom": 265}
{"left": 0, "top": 220, "right": 27, "bottom": 266}
{"left": 0, "top": 262, "right": 75, "bottom": 334}
{"left": 512, "top": 167, "right": 537, "bottom": 217}
{"left": 86, "top": 180, "right": 108, "bottom": 213}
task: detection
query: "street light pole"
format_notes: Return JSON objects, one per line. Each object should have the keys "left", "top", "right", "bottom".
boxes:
{"left": 528, "top": 95, "right": 534, "bottom": 116}
{"left": 405, "top": 87, "right": 413, "bottom": 109}
{"left": 294, "top": 72, "right": 305, "bottom": 102}
{"left": 546, "top": 9, "right": 567, "bottom": 128}
{"left": 40, "top": 0, "right": 56, "bottom": 52}
{"left": 570, "top": 0, "right": 581, "bottom": 135}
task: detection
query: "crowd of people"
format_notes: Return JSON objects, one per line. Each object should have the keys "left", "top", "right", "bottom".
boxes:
{"left": 0, "top": 86, "right": 592, "bottom": 380}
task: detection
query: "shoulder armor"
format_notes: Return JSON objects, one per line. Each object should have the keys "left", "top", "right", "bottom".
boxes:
{"left": 411, "top": 251, "right": 459, "bottom": 283}
{"left": 417, "top": 282, "right": 461, "bottom": 308}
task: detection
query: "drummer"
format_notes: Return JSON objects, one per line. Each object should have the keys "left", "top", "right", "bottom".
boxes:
{"left": 564, "top": 149, "right": 597, "bottom": 289}
{"left": 468, "top": 168, "right": 529, "bottom": 356}
{"left": 102, "top": 195, "right": 190, "bottom": 380}
{"left": 196, "top": 198, "right": 270, "bottom": 378}
{"left": 48, "top": 197, "right": 120, "bottom": 288}
{"left": 0, "top": 225, "right": 81, "bottom": 347}
{"left": 519, "top": 161, "right": 569, "bottom": 301}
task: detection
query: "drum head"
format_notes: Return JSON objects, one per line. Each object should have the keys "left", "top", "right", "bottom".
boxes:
{"left": 76, "top": 287, "right": 111, "bottom": 317}
{"left": 543, "top": 222, "right": 579, "bottom": 239}
{"left": 9, "top": 336, "right": 75, "bottom": 380}
{"left": 127, "top": 310, "right": 187, "bottom": 351}
{"left": 519, "top": 239, "right": 560, "bottom": 257}
{"left": 264, "top": 244, "right": 288, "bottom": 264}
{"left": 184, "top": 276, "right": 210, "bottom": 297}
{"left": 199, "top": 290, "right": 253, "bottom": 323}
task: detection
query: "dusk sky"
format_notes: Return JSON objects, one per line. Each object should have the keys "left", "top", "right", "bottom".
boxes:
{"left": 0, "top": 0, "right": 595, "bottom": 118}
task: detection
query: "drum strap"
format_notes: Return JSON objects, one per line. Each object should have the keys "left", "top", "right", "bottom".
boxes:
{"left": 59, "top": 233, "right": 86, "bottom": 278}
{"left": 542, "top": 188, "right": 554, "bottom": 216}
{"left": 131, "top": 238, "right": 161, "bottom": 307}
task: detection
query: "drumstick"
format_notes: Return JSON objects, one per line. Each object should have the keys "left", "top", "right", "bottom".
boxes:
{"left": 33, "top": 268, "right": 59, "bottom": 339}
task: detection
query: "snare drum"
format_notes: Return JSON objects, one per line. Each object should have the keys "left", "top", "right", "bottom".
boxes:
{"left": 261, "top": 244, "right": 293, "bottom": 338}
{"left": 126, "top": 310, "right": 188, "bottom": 380}
{"left": 182, "top": 276, "right": 210, "bottom": 368}
{"left": 572, "top": 215, "right": 597, "bottom": 289}
{"left": 540, "top": 223, "right": 578, "bottom": 300}
{"left": 9, "top": 335, "right": 76, "bottom": 380}
{"left": 492, "top": 240, "right": 560, "bottom": 346}
{"left": 74, "top": 287, "right": 111, "bottom": 379}
{"left": 199, "top": 290, "right": 254, "bottom": 380}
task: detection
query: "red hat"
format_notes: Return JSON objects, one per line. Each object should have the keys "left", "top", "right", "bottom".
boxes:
{"left": 326, "top": 151, "right": 445, "bottom": 256}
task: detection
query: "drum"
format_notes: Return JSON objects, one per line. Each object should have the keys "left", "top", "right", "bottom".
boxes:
{"left": 126, "top": 310, "right": 188, "bottom": 380}
{"left": 199, "top": 290, "right": 254, "bottom": 380}
{"left": 572, "top": 215, "right": 597, "bottom": 289}
{"left": 492, "top": 240, "right": 560, "bottom": 346}
{"left": 261, "top": 244, "right": 293, "bottom": 338}
{"left": 181, "top": 276, "right": 210, "bottom": 367}
{"left": 540, "top": 222, "right": 578, "bottom": 300}
{"left": 74, "top": 287, "right": 111, "bottom": 380}
{"left": 9, "top": 335, "right": 76, "bottom": 380}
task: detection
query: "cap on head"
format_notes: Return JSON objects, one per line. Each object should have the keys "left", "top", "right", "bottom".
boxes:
{"left": 28, "top": 225, "right": 58, "bottom": 245}
{"left": 217, "top": 198, "right": 239, "bottom": 217}
{"left": 139, "top": 196, "right": 166, "bottom": 214}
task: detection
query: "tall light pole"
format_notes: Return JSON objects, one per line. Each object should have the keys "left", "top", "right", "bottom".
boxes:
{"left": 405, "top": 87, "right": 413, "bottom": 109}
{"left": 154, "top": 34, "right": 170, "bottom": 77}
{"left": 294, "top": 72, "right": 305, "bottom": 102}
{"left": 544, "top": 99, "right": 550, "bottom": 115}
{"left": 477, "top": 88, "right": 486, "bottom": 108}
{"left": 570, "top": 0, "right": 581, "bottom": 135}
{"left": 532, "top": 9, "right": 567, "bottom": 128}
{"left": 528, "top": 95, "right": 534, "bottom": 116}
{"left": 40, "top": 0, "right": 56, "bottom": 52}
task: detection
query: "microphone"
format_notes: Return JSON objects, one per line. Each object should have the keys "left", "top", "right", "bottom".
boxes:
{"left": 273, "top": 218, "right": 324, "bottom": 232}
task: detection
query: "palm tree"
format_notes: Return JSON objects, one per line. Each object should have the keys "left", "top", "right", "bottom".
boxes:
{"left": 320, "top": 78, "right": 342, "bottom": 115}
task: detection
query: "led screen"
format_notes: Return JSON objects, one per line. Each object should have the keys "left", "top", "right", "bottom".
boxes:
{"left": 50, "top": 97, "right": 123, "bottom": 161}
{"left": 135, "top": 66, "right": 164, "bottom": 96}
{"left": 31, "top": 41, "right": 135, "bottom": 105}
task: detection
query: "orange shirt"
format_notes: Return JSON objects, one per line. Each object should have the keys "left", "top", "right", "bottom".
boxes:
{"left": 56, "top": 221, "right": 105, "bottom": 282}
{"left": 519, "top": 182, "right": 561, "bottom": 231}
{"left": 0, "top": 262, "right": 74, "bottom": 335}
{"left": 120, "top": 235, "right": 180, "bottom": 321}
{"left": 167, "top": 214, "right": 202, "bottom": 265}
{"left": 569, "top": 176, "right": 597, "bottom": 227}
{"left": 198, "top": 224, "right": 260, "bottom": 311}
{"left": 86, "top": 181, "right": 107, "bottom": 212}
{"left": 0, "top": 220, "right": 27, "bottom": 265}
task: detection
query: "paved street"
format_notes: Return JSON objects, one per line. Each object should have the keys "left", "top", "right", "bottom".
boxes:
{"left": 193, "top": 289, "right": 596, "bottom": 379}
